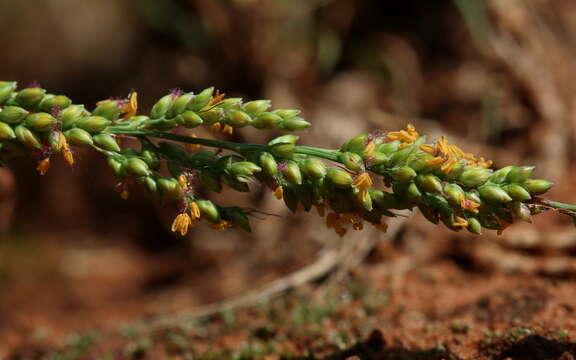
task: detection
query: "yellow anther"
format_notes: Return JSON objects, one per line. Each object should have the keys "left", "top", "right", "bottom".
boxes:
{"left": 171, "top": 213, "right": 192, "bottom": 236}
{"left": 36, "top": 157, "right": 51, "bottom": 176}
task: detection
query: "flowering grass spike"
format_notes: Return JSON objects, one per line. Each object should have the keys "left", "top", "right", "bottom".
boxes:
{"left": 0, "top": 80, "right": 574, "bottom": 237}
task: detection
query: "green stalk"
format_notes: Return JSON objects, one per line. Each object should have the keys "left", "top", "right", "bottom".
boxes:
{"left": 540, "top": 200, "right": 576, "bottom": 212}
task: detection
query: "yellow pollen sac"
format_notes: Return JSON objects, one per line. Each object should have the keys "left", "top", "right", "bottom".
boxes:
{"left": 120, "top": 190, "right": 130, "bottom": 200}
{"left": 315, "top": 205, "right": 325, "bottom": 217}
{"left": 62, "top": 147, "right": 75, "bottom": 166}
{"left": 222, "top": 124, "right": 234, "bottom": 135}
{"left": 363, "top": 141, "right": 376, "bottom": 158}
{"left": 406, "top": 124, "right": 419, "bottom": 137}
{"left": 211, "top": 220, "right": 232, "bottom": 231}
{"left": 189, "top": 202, "right": 201, "bottom": 220}
{"left": 426, "top": 157, "right": 444, "bottom": 169}
{"left": 452, "top": 216, "right": 469, "bottom": 228}
{"left": 352, "top": 172, "right": 373, "bottom": 201}
{"left": 461, "top": 198, "right": 480, "bottom": 214}
{"left": 210, "top": 123, "right": 222, "bottom": 133}
{"left": 171, "top": 213, "right": 192, "bottom": 236}
{"left": 420, "top": 144, "right": 436, "bottom": 154}
{"left": 36, "top": 157, "right": 51, "bottom": 176}
{"left": 123, "top": 92, "right": 138, "bottom": 120}
{"left": 477, "top": 157, "right": 493, "bottom": 168}
{"left": 178, "top": 174, "right": 189, "bottom": 191}
{"left": 209, "top": 90, "right": 226, "bottom": 106}
{"left": 386, "top": 124, "right": 419, "bottom": 143}
{"left": 274, "top": 186, "right": 284, "bottom": 200}
{"left": 398, "top": 142, "right": 411, "bottom": 149}
{"left": 440, "top": 157, "right": 458, "bottom": 174}
{"left": 184, "top": 133, "right": 202, "bottom": 151}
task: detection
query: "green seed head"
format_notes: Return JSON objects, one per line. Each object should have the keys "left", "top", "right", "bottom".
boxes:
{"left": 369, "top": 189, "right": 398, "bottom": 209}
{"left": 489, "top": 165, "right": 514, "bottom": 184}
{"left": 15, "top": 87, "right": 46, "bottom": 108}
{"left": 229, "top": 161, "right": 262, "bottom": 178}
{"left": 326, "top": 168, "right": 353, "bottom": 188}
{"left": 226, "top": 110, "right": 252, "bottom": 128}
{"left": 196, "top": 200, "right": 221, "bottom": 222}
{"left": 0, "top": 106, "right": 29, "bottom": 124}
{"left": 107, "top": 157, "right": 124, "bottom": 178}
{"left": 467, "top": 217, "right": 482, "bottom": 235}
{"left": 14, "top": 125, "right": 41, "bottom": 149}
{"left": 39, "top": 95, "right": 72, "bottom": 113}
{"left": 93, "top": 134, "right": 121, "bottom": 152}
{"left": 140, "top": 176, "right": 157, "bottom": 193}
{"left": 60, "top": 105, "right": 87, "bottom": 129}
{"left": 157, "top": 178, "right": 184, "bottom": 200}
{"left": 176, "top": 111, "right": 204, "bottom": 128}
{"left": 242, "top": 100, "right": 271, "bottom": 115}
{"left": 65, "top": 128, "right": 93, "bottom": 146}
{"left": 459, "top": 167, "right": 492, "bottom": 188}
{"left": 0, "top": 122, "right": 16, "bottom": 140}
{"left": 522, "top": 179, "right": 553, "bottom": 195}
{"left": 506, "top": 166, "right": 535, "bottom": 183}
{"left": 392, "top": 166, "right": 417, "bottom": 183}
{"left": 199, "top": 108, "right": 223, "bottom": 125}
{"left": 92, "top": 100, "right": 123, "bottom": 120}
{"left": 302, "top": 158, "right": 327, "bottom": 179}
{"left": 259, "top": 152, "right": 278, "bottom": 177}
{"left": 168, "top": 92, "right": 195, "bottom": 118}
{"left": 340, "top": 134, "right": 368, "bottom": 154}
{"left": 252, "top": 112, "right": 282, "bottom": 129}
{"left": 268, "top": 134, "right": 299, "bottom": 146}
{"left": 407, "top": 182, "right": 423, "bottom": 201}
{"left": 502, "top": 184, "right": 531, "bottom": 201}
{"left": 273, "top": 109, "right": 301, "bottom": 119}
{"left": 270, "top": 142, "right": 295, "bottom": 158}
{"left": 339, "top": 152, "right": 364, "bottom": 172}
{"left": 0, "top": 81, "right": 16, "bottom": 104}
{"left": 280, "top": 118, "right": 311, "bottom": 131}
{"left": 125, "top": 158, "right": 151, "bottom": 177}
{"left": 281, "top": 161, "right": 302, "bottom": 185}
{"left": 75, "top": 116, "right": 111, "bottom": 133}
{"left": 25, "top": 112, "right": 57, "bottom": 132}
{"left": 150, "top": 94, "right": 174, "bottom": 119}
{"left": 416, "top": 174, "right": 442, "bottom": 194}
{"left": 478, "top": 184, "right": 513, "bottom": 203}
{"left": 187, "top": 87, "right": 214, "bottom": 111}
{"left": 510, "top": 201, "right": 532, "bottom": 223}
{"left": 444, "top": 183, "right": 465, "bottom": 206}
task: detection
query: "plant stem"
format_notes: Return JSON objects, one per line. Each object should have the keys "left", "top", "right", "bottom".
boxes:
{"left": 110, "top": 129, "right": 341, "bottom": 162}
{"left": 540, "top": 200, "right": 576, "bottom": 212}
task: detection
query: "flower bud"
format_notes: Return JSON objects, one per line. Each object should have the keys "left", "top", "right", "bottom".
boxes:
{"left": 391, "top": 166, "right": 417, "bottom": 183}
{"left": 75, "top": 116, "right": 111, "bottom": 133}
{"left": 270, "top": 142, "right": 295, "bottom": 158}
{"left": 302, "top": 158, "right": 327, "bottom": 179}
{"left": 257, "top": 152, "right": 277, "bottom": 178}
{"left": 268, "top": 134, "right": 299, "bottom": 146}
{"left": 200, "top": 169, "right": 223, "bottom": 192}
{"left": 280, "top": 118, "right": 311, "bottom": 131}
{"left": 139, "top": 176, "right": 157, "bottom": 193}
{"left": 157, "top": 178, "right": 184, "bottom": 199}
{"left": 522, "top": 179, "right": 553, "bottom": 195}
{"left": 187, "top": 87, "right": 214, "bottom": 111}
{"left": 478, "top": 185, "right": 512, "bottom": 203}
{"left": 510, "top": 201, "right": 532, "bottom": 223}
{"left": 223, "top": 207, "right": 252, "bottom": 232}
{"left": 252, "top": 112, "right": 282, "bottom": 129}
{"left": 0, "top": 81, "right": 16, "bottom": 104}
{"left": 229, "top": 161, "right": 262, "bottom": 178}
{"left": 408, "top": 154, "right": 438, "bottom": 172}
{"left": 283, "top": 185, "right": 300, "bottom": 213}
{"left": 199, "top": 108, "right": 224, "bottom": 125}
{"left": 150, "top": 94, "right": 174, "bottom": 119}
{"left": 226, "top": 110, "right": 252, "bottom": 128}
{"left": 367, "top": 152, "right": 389, "bottom": 166}
{"left": 467, "top": 217, "right": 482, "bottom": 235}
{"left": 444, "top": 183, "right": 465, "bottom": 206}
{"left": 125, "top": 158, "right": 150, "bottom": 177}
{"left": 141, "top": 150, "right": 160, "bottom": 169}
{"left": 272, "top": 109, "right": 300, "bottom": 119}
{"left": 196, "top": 200, "right": 221, "bottom": 222}
{"left": 281, "top": 161, "right": 302, "bottom": 185}
{"left": 92, "top": 100, "right": 123, "bottom": 120}
{"left": 222, "top": 175, "right": 250, "bottom": 192}
{"left": 25, "top": 112, "right": 57, "bottom": 132}
{"left": 15, "top": 87, "right": 46, "bottom": 108}
{"left": 376, "top": 140, "right": 400, "bottom": 154}
{"left": 327, "top": 168, "right": 353, "bottom": 188}
{"left": 502, "top": 184, "right": 531, "bottom": 201}
{"left": 0, "top": 106, "right": 29, "bottom": 125}
{"left": 465, "top": 190, "right": 482, "bottom": 204}
{"left": 167, "top": 92, "right": 195, "bottom": 118}
{"left": 459, "top": 167, "right": 492, "bottom": 188}
{"left": 107, "top": 157, "right": 124, "bottom": 177}
{"left": 340, "top": 134, "right": 367, "bottom": 154}
{"left": 243, "top": 100, "right": 271, "bottom": 115}
{"left": 425, "top": 193, "right": 452, "bottom": 214}
{"left": 407, "top": 182, "right": 423, "bottom": 201}
{"left": 369, "top": 189, "right": 398, "bottom": 209}
{"left": 65, "top": 128, "right": 93, "bottom": 146}
{"left": 489, "top": 165, "right": 514, "bottom": 184}
{"left": 339, "top": 152, "right": 364, "bottom": 172}
{"left": 60, "top": 105, "right": 87, "bottom": 129}
{"left": 0, "top": 122, "right": 16, "bottom": 140}
{"left": 176, "top": 111, "right": 204, "bottom": 128}
{"left": 14, "top": 125, "right": 41, "bottom": 149}
{"left": 218, "top": 98, "right": 242, "bottom": 110}
{"left": 416, "top": 174, "right": 442, "bottom": 194}
{"left": 388, "top": 146, "right": 415, "bottom": 166}
{"left": 93, "top": 134, "right": 121, "bottom": 152}
{"left": 443, "top": 162, "right": 466, "bottom": 181}
{"left": 39, "top": 95, "right": 72, "bottom": 113}
{"left": 506, "top": 166, "right": 535, "bottom": 183}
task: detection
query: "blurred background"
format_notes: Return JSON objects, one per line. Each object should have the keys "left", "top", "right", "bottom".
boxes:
{"left": 2, "top": 0, "right": 576, "bottom": 352}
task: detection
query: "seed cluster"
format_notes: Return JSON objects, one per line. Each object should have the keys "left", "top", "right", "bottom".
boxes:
{"left": 0, "top": 81, "right": 564, "bottom": 236}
